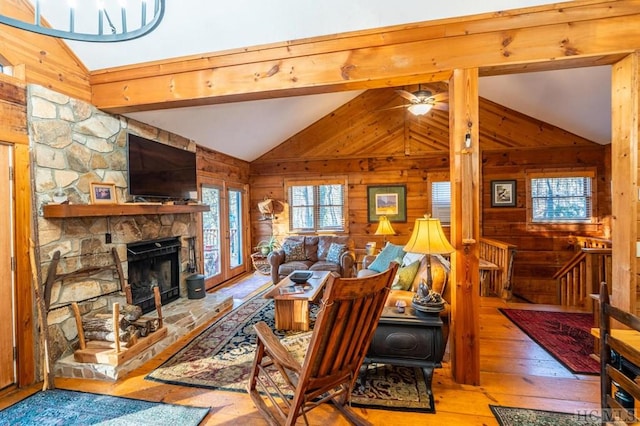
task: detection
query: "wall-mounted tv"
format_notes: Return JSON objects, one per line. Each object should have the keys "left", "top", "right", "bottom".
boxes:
{"left": 127, "top": 133, "right": 197, "bottom": 199}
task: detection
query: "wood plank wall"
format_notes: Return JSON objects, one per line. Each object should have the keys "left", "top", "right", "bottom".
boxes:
{"left": 0, "top": 0, "right": 91, "bottom": 102}
{"left": 0, "top": 73, "right": 35, "bottom": 387}
{"left": 250, "top": 88, "right": 611, "bottom": 304}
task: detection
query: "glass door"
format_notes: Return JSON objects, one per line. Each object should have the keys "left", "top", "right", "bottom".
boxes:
{"left": 200, "top": 179, "right": 248, "bottom": 289}
{"left": 201, "top": 184, "right": 222, "bottom": 287}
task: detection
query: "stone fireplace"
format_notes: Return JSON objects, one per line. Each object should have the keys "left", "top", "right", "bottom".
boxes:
{"left": 127, "top": 237, "right": 181, "bottom": 314}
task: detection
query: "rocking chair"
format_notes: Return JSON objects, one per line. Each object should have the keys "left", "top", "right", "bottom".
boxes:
{"left": 247, "top": 264, "right": 398, "bottom": 425}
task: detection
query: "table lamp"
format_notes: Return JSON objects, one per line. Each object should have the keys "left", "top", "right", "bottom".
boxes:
{"left": 403, "top": 215, "right": 455, "bottom": 306}
{"left": 375, "top": 216, "right": 396, "bottom": 245}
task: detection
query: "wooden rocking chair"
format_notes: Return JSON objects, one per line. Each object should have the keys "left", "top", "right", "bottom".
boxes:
{"left": 247, "top": 264, "right": 398, "bottom": 425}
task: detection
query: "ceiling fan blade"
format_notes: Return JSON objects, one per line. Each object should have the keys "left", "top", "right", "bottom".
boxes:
{"left": 431, "top": 93, "right": 449, "bottom": 103}
{"left": 378, "top": 104, "right": 409, "bottom": 112}
{"left": 431, "top": 102, "right": 449, "bottom": 111}
{"left": 395, "top": 89, "right": 418, "bottom": 102}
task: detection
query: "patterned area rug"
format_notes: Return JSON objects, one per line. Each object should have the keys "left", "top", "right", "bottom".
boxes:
{"left": 499, "top": 309, "right": 599, "bottom": 375}
{"left": 0, "top": 389, "right": 209, "bottom": 425}
{"left": 147, "top": 297, "right": 435, "bottom": 412}
{"left": 490, "top": 405, "right": 600, "bottom": 425}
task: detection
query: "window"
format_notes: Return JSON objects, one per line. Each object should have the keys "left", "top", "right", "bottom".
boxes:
{"left": 286, "top": 178, "right": 347, "bottom": 232}
{"left": 431, "top": 181, "right": 451, "bottom": 225}
{"left": 528, "top": 170, "right": 595, "bottom": 223}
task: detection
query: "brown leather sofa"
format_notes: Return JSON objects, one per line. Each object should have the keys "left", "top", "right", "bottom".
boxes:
{"left": 358, "top": 253, "right": 451, "bottom": 343}
{"left": 268, "top": 235, "right": 355, "bottom": 284}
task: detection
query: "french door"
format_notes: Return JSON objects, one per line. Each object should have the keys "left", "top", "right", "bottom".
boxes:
{"left": 0, "top": 143, "right": 16, "bottom": 389}
{"left": 200, "top": 178, "right": 248, "bottom": 289}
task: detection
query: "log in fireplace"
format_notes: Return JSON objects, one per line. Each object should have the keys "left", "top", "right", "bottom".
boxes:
{"left": 127, "top": 237, "right": 181, "bottom": 314}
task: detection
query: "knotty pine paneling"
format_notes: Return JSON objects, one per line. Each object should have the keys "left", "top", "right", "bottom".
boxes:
{"left": 483, "top": 144, "right": 610, "bottom": 303}
{"left": 0, "top": 0, "right": 91, "bottom": 102}
{"left": 251, "top": 87, "right": 611, "bottom": 307}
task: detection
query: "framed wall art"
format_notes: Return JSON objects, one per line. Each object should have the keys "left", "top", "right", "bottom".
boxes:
{"left": 491, "top": 180, "right": 516, "bottom": 207}
{"left": 367, "top": 185, "right": 407, "bottom": 222}
{"left": 90, "top": 182, "right": 118, "bottom": 204}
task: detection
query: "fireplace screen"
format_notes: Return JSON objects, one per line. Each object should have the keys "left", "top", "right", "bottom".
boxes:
{"left": 127, "top": 237, "right": 181, "bottom": 314}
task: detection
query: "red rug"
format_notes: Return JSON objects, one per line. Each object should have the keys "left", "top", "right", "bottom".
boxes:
{"left": 499, "top": 309, "right": 599, "bottom": 375}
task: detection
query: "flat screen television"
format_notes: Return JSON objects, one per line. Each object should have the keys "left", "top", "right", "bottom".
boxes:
{"left": 127, "top": 133, "right": 197, "bottom": 199}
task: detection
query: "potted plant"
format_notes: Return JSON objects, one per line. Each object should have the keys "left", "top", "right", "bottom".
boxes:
{"left": 256, "top": 236, "right": 280, "bottom": 255}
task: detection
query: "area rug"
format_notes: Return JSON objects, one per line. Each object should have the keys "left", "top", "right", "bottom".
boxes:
{"left": 213, "top": 272, "right": 272, "bottom": 300}
{"left": 0, "top": 388, "right": 209, "bottom": 425}
{"left": 146, "top": 296, "right": 434, "bottom": 413}
{"left": 490, "top": 405, "right": 600, "bottom": 425}
{"left": 499, "top": 308, "right": 599, "bottom": 375}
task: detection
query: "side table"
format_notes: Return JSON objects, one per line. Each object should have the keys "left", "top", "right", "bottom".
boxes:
{"left": 362, "top": 306, "right": 444, "bottom": 412}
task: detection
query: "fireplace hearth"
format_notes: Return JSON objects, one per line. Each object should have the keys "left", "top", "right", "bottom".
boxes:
{"left": 127, "top": 237, "right": 181, "bottom": 314}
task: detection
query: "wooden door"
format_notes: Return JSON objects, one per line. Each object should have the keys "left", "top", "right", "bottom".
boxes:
{"left": 199, "top": 178, "right": 249, "bottom": 289}
{"left": 0, "top": 143, "right": 16, "bottom": 389}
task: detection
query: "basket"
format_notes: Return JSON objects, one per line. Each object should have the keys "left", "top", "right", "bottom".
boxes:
{"left": 251, "top": 252, "right": 271, "bottom": 275}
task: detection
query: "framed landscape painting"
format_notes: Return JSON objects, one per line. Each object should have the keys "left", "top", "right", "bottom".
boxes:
{"left": 367, "top": 185, "right": 407, "bottom": 222}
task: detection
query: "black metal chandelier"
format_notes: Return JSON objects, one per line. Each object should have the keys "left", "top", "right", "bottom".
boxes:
{"left": 0, "top": 0, "right": 165, "bottom": 42}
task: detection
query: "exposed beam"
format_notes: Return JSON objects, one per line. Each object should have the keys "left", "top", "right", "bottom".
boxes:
{"left": 91, "top": 0, "right": 640, "bottom": 113}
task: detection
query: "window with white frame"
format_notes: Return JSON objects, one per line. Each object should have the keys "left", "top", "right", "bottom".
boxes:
{"left": 286, "top": 178, "right": 347, "bottom": 232}
{"left": 528, "top": 170, "right": 595, "bottom": 223}
{"left": 431, "top": 181, "right": 451, "bottom": 225}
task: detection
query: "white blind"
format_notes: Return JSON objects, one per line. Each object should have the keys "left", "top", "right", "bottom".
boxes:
{"left": 530, "top": 176, "right": 592, "bottom": 222}
{"left": 432, "top": 181, "right": 451, "bottom": 224}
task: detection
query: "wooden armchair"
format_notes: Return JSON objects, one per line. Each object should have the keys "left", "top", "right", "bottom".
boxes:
{"left": 247, "top": 263, "right": 398, "bottom": 425}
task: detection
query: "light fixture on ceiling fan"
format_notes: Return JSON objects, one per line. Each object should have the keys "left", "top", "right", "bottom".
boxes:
{"left": 0, "top": 0, "right": 165, "bottom": 42}
{"left": 395, "top": 85, "right": 448, "bottom": 116}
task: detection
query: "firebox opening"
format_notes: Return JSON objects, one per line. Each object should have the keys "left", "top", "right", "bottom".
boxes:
{"left": 127, "top": 237, "right": 181, "bottom": 314}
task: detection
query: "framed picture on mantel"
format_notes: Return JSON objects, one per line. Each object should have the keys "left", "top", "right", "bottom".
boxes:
{"left": 90, "top": 182, "right": 118, "bottom": 204}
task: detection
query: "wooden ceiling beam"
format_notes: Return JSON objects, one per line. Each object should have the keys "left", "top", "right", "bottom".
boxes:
{"left": 91, "top": 0, "right": 640, "bottom": 113}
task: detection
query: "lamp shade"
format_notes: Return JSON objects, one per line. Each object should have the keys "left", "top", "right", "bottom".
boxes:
{"left": 375, "top": 216, "right": 396, "bottom": 236}
{"left": 404, "top": 215, "right": 454, "bottom": 254}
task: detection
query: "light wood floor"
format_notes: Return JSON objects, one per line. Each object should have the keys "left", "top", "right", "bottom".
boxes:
{"left": 1, "top": 279, "right": 600, "bottom": 425}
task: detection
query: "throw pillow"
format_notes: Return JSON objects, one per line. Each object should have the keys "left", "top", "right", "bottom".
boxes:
{"left": 402, "top": 252, "right": 424, "bottom": 267}
{"left": 391, "top": 260, "right": 420, "bottom": 290}
{"left": 282, "top": 240, "right": 306, "bottom": 262}
{"left": 326, "top": 242, "right": 346, "bottom": 263}
{"left": 368, "top": 243, "right": 405, "bottom": 273}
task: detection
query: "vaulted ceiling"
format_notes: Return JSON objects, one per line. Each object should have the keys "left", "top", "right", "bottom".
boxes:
{"left": 30, "top": 0, "right": 611, "bottom": 161}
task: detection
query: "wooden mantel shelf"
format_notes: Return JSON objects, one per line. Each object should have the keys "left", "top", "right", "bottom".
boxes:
{"left": 43, "top": 203, "right": 210, "bottom": 218}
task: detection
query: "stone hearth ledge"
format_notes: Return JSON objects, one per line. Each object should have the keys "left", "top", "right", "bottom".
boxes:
{"left": 54, "top": 292, "right": 233, "bottom": 381}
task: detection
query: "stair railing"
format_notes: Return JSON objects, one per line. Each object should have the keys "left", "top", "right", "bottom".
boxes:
{"left": 554, "top": 247, "right": 612, "bottom": 309}
{"left": 479, "top": 238, "right": 517, "bottom": 299}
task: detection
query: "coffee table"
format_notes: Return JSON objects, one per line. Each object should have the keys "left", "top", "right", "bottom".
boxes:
{"left": 263, "top": 270, "right": 331, "bottom": 331}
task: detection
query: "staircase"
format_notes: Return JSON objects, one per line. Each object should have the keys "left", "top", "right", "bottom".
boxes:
{"left": 554, "top": 236, "right": 612, "bottom": 310}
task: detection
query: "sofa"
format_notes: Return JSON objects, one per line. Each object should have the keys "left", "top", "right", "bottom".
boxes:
{"left": 357, "top": 244, "right": 451, "bottom": 343}
{"left": 268, "top": 235, "right": 355, "bottom": 284}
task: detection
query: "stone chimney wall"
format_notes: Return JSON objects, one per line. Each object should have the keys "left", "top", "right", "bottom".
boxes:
{"left": 29, "top": 84, "right": 199, "bottom": 361}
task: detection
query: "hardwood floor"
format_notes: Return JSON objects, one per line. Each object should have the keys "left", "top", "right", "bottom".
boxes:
{"left": 1, "top": 278, "right": 600, "bottom": 425}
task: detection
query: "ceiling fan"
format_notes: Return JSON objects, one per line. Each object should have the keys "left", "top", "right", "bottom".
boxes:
{"left": 393, "top": 86, "right": 449, "bottom": 115}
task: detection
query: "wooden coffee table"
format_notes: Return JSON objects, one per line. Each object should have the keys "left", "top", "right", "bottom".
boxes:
{"left": 263, "top": 270, "right": 331, "bottom": 331}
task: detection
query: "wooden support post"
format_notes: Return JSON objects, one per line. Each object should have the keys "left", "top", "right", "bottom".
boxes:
{"left": 449, "top": 68, "right": 480, "bottom": 385}
{"left": 611, "top": 52, "right": 639, "bottom": 313}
